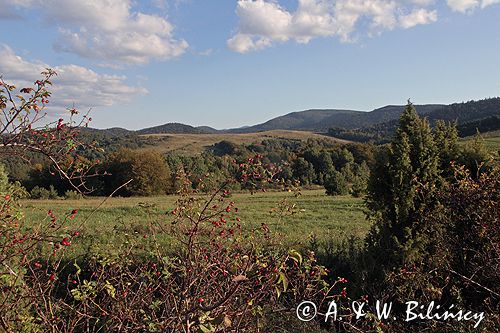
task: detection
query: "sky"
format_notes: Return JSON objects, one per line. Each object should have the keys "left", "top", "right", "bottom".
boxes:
{"left": 0, "top": 0, "right": 499, "bottom": 130}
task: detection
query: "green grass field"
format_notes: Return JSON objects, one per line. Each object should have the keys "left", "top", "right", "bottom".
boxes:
{"left": 21, "top": 189, "right": 369, "bottom": 257}
{"left": 460, "top": 130, "right": 500, "bottom": 157}
{"left": 480, "top": 130, "right": 500, "bottom": 153}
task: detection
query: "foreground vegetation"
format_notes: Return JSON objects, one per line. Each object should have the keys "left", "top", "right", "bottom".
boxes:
{"left": 1, "top": 71, "right": 498, "bottom": 332}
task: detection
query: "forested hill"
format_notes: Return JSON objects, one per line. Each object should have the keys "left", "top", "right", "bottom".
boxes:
{"left": 328, "top": 98, "right": 500, "bottom": 142}
{"left": 228, "top": 104, "right": 445, "bottom": 133}
{"left": 137, "top": 123, "right": 216, "bottom": 135}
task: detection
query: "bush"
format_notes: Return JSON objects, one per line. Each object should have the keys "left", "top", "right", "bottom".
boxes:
{"left": 324, "top": 169, "right": 349, "bottom": 195}
{"left": 379, "top": 164, "right": 500, "bottom": 332}
{"left": 103, "top": 148, "right": 173, "bottom": 196}
{"left": 64, "top": 190, "right": 83, "bottom": 200}
{"left": 30, "top": 185, "right": 59, "bottom": 199}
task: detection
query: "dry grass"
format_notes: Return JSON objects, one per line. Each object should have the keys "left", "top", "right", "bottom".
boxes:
{"left": 138, "top": 130, "right": 350, "bottom": 155}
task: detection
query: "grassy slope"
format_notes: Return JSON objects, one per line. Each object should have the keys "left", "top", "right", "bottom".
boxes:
{"left": 138, "top": 130, "right": 350, "bottom": 155}
{"left": 478, "top": 130, "right": 500, "bottom": 152}
{"left": 460, "top": 130, "right": 500, "bottom": 161}
{"left": 21, "top": 190, "right": 369, "bottom": 257}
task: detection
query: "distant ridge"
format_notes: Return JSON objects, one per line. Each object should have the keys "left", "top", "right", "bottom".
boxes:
{"left": 137, "top": 122, "right": 213, "bottom": 135}
{"left": 328, "top": 98, "right": 500, "bottom": 142}
{"left": 86, "top": 98, "right": 500, "bottom": 140}
{"left": 228, "top": 104, "right": 445, "bottom": 133}
{"left": 195, "top": 126, "right": 219, "bottom": 134}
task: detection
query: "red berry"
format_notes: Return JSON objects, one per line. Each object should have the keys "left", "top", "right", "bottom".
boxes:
{"left": 4, "top": 195, "right": 10, "bottom": 201}
{"left": 60, "top": 237, "right": 71, "bottom": 247}
{"left": 198, "top": 298, "right": 204, "bottom": 303}
{"left": 49, "top": 273, "right": 56, "bottom": 281}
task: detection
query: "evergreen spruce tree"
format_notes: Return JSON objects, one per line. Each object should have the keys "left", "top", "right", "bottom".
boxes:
{"left": 433, "top": 120, "right": 460, "bottom": 178}
{"left": 366, "top": 102, "right": 441, "bottom": 266}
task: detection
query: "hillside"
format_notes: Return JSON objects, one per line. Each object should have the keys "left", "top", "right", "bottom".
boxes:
{"left": 137, "top": 122, "right": 213, "bottom": 135}
{"left": 137, "top": 130, "right": 349, "bottom": 155}
{"left": 83, "top": 98, "right": 500, "bottom": 145}
{"left": 328, "top": 98, "right": 500, "bottom": 142}
{"left": 229, "top": 109, "right": 361, "bottom": 133}
{"left": 229, "top": 104, "right": 445, "bottom": 133}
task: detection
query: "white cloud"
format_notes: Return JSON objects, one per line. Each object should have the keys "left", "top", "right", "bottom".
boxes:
{"left": 198, "top": 49, "right": 214, "bottom": 56}
{"left": 410, "top": 0, "right": 435, "bottom": 5}
{"left": 0, "top": 0, "right": 34, "bottom": 18}
{"left": 228, "top": 0, "right": 442, "bottom": 53}
{"left": 334, "top": 0, "right": 399, "bottom": 40}
{"left": 399, "top": 8, "right": 437, "bottom": 28}
{"left": 481, "top": 0, "right": 500, "bottom": 7}
{"left": 446, "top": 0, "right": 480, "bottom": 12}
{"left": 0, "top": 45, "right": 147, "bottom": 114}
{"left": 446, "top": 0, "right": 500, "bottom": 11}
{"left": 0, "top": 0, "right": 188, "bottom": 65}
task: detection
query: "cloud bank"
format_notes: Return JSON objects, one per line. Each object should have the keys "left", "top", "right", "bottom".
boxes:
{"left": 228, "top": 0, "right": 497, "bottom": 53}
{"left": 0, "top": 45, "right": 147, "bottom": 114}
{"left": 0, "top": 0, "right": 188, "bottom": 65}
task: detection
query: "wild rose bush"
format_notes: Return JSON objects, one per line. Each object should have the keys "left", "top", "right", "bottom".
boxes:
{"left": 18, "top": 183, "right": 331, "bottom": 332}
{"left": 1, "top": 72, "right": 367, "bottom": 333}
{"left": 0, "top": 70, "right": 101, "bottom": 332}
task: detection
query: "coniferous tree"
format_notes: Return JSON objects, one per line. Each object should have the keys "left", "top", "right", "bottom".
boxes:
{"left": 366, "top": 102, "right": 441, "bottom": 266}
{"left": 433, "top": 120, "right": 460, "bottom": 178}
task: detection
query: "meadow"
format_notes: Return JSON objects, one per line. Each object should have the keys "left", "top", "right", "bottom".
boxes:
{"left": 480, "top": 130, "right": 500, "bottom": 152}
{"left": 138, "top": 130, "right": 349, "bottom": 155}
{"left": 461, "top": 130, "right": 500, "bottom": 156}
{"left": 21, "top": 189, "right": 368, "bottom": 258}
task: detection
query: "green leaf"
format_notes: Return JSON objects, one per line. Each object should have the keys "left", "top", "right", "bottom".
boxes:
{"left": 73, "top": 261, "right": 81, "bottom": 276}
{"left": 104, "top": 280, "right": 116, "bottom": 298}
{"left": 199, "top": 323, "right": 215, "bottom": 332}
{"left": 288, "top": 249, "right": 302, "bottom": 265}
{"left": 278, "top": 272, "right": 288, "bottom": 292}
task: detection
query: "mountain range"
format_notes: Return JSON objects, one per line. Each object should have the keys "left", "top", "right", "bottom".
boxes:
{"left": 88, "top": 97, "right": 500, "bottom": 142}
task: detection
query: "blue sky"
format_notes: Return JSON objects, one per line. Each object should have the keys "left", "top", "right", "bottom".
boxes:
{"left": 0, "top": 0, "right": 499, "bottom": 130}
